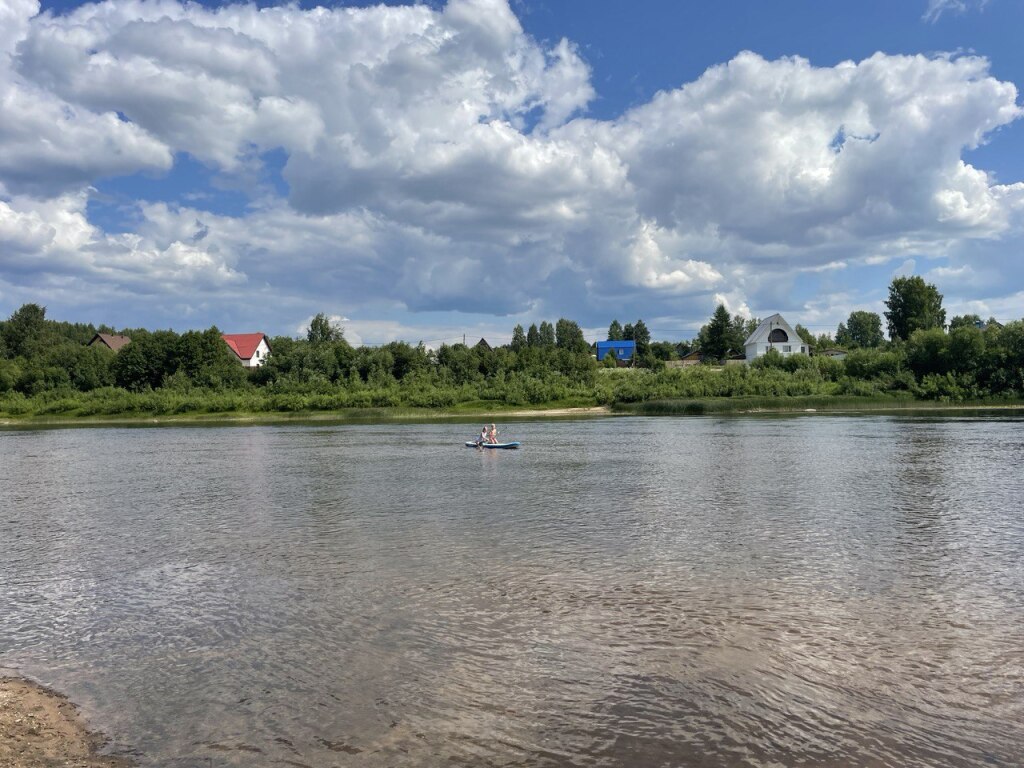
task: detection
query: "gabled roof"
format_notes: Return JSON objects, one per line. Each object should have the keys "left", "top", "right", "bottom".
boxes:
{"left": 89, "top": 333, "right": 131, "bottom": 351}
{"left": 597, "top": 339, "right": 636, "bottom": 348}
{"left": 744, "top": 313, "right": 798, "bottom": 347}
{"left": 222, "top": 332, "right": 269, "bottom": 361}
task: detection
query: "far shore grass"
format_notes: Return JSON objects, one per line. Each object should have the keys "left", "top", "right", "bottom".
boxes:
{"left": 2, "top": 395, "right": 1022, "bottom": 429}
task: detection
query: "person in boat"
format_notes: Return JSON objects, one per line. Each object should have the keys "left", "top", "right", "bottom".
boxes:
{"left": 476, "top": 425, "right": 488, "bottom": 447}
{"left": 487, "top": 423, "right": 498, "bottom": 444}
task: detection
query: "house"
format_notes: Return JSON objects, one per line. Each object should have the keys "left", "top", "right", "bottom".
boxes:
{"left": 679, "top": 350, "right": 703, "bottom": 367}
{"left": 743, "top": 314, "right": 809, "bottom": 362}
{"left": 88, "top": 333, "right": 131, "bottom": 352}
{"left": 596, "top": 340, "right": 636, "bottom": 362}
{"left": 474, "top": 338, "right": 492, "bottom": 352}
{"left": 222, "top": 333, "right": 271, "bottom": 367}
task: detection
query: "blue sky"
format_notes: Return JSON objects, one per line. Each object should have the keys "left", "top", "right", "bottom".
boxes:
{"left": 2, "top": 0, "right": 1022, "bottom": 345}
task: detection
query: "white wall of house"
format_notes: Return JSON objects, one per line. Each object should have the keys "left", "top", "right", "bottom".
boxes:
{"left": 243, "top": 338, "right": 271, "bottom": 367}
{"left": 744, "top": 340, "right": 809, "bottom": 359}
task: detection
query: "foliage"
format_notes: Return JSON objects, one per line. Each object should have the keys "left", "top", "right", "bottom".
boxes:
{"left": 884, "top": 276, "right": 946, "bottom": 341}
{"left": 3, "top": 301, "right": 1024, "bottom": 420}
{"left": 307, "top": 312, "right": 348, "bottom": 344}
{"left": 836, "top": 311, "right": 885, "bottom": 348}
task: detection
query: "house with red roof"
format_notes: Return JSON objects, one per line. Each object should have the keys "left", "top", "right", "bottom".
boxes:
{"left": 222, "top": 333, "right": 271, "bottom": 368}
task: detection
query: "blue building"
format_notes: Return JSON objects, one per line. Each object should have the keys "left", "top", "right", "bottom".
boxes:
{"left": 596, "top": 340, "right": 636, "bottom": 362}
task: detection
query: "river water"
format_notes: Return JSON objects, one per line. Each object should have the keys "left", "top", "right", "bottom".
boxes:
{"left": 1, "top": 414, "right": 1022, "bottom": 767}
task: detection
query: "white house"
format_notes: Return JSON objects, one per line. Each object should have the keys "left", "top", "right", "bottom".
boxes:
{"left": 222, "top": 333, "right": 271, "bottom": 367}
{"left": 744, "top": 314, "right": 809, "bottom": 362}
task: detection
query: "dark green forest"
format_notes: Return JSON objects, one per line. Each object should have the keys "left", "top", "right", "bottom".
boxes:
{"left": 1, "top": 276, "right": 1022, "bottom": 419}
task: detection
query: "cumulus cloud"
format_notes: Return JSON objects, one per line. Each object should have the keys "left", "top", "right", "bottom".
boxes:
{"left": 0, "top": 0, "right": 1022, "bottom": 334}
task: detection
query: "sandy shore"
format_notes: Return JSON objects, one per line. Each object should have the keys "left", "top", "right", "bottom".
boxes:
{"left": 0, "top": 677, "right": 133, "bottom": 768}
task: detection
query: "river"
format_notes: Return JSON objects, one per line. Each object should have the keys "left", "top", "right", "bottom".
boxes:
{"left": 1, "top": 414, "right": 1022, "bottom": 766}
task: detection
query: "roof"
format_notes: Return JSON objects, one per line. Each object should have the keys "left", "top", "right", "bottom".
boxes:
{"left": 221, "top": 333, "right": 269, "bottom": 360}
{"left": 744, "top": 313, "right": 798, "bottom": 347}
{"left": 89, "top": 333, "right": 131, "bottom": 351}
{"left": 596, "top": 339, "right": 636, "bottom": 348}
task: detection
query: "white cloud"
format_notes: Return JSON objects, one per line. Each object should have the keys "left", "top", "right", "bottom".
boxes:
{"left": 0, "top": 0, "right": 1022, "bottom": 335}
{"left": 923, "top": 0, "right": 988, "bottom": 23}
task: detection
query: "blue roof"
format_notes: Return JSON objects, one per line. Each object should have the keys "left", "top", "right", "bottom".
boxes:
{"left": 596, "top": 340, "right": 636, "bottom": 360}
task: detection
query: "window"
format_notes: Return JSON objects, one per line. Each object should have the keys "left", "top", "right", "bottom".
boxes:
{"left": 768, "top": 328, "right": 789, "bottom": 343}
{"left": 783, "top": 345, "right": 791, "bottom": 352}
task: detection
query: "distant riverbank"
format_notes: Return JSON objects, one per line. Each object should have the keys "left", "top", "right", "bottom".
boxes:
{"left": 3, "top": 396, "right": 1022, "bottom": 429}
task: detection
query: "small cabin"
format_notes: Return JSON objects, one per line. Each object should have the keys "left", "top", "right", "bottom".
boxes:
{"left": 596, "top": 340, "right": 636, "bottom": 362}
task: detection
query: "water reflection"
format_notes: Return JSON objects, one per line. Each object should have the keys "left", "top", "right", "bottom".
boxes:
{"left": 1, "top": 415, "right": 1022, "bottom": 766}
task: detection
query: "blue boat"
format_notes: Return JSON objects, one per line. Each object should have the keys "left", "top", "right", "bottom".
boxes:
{"left": 465, "top": 441, "right": 520, "bottom": 449}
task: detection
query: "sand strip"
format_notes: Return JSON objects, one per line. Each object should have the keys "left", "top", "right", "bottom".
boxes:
{"left": 0, "top": 677, "right": 133, "bottom": 767}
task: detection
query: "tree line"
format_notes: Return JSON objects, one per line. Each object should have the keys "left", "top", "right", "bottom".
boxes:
{"left": 1, "top": 273, "right": 1022, "bottom": 417}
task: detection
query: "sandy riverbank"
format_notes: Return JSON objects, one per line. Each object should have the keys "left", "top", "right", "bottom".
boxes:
{"left": 0, "top": 677, "right": 132, "bottom": 768}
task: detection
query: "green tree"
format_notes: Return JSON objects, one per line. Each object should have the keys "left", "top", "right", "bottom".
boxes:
{"left": 698, "top": 304, "right": 734, "bottom": 362}
{"left": 837, "top": 311, "right": 884, "bottom": 348}
{"left": 44, "top": 343, "right": 115, "bottom": 391}
{"left": 555, "top": 318, "right": 588, "bottom": 353}
{"left": 946, "top": 326, "right": 985, "bottom": 374}
{"left": 631, "top": 319, "right": 651, "bottom": 355}
{"left": 173, "top": 327, "right": 246, "bottom": 388}
{"left": 526, "top": 324, "right": 540, "bottom": 347}
{"left": 3, "top": 303, "right": 48, "bottom": 359}
{"left": 308, "top": 312, "right": 346, "bottom": 344}
{"left": 607, "top": 320, "right": 623, "bottom": 341}
{"left": 538, "top": 321, "right": 555, "bottom": 348}
{"left": 510, "top": 324, "right": 526, "bottom": 352}
{"left": 949, "top": 314, "right": 982, "bottom": 331}
{"left": 795, "top": 324, "right": 816, "bottom": 347}
{"left": 884, "top": 276, "right": 946, "bottom": 341}
{"left": 648, "top": 341, "right": 678, "bottom": 361}
{"left": 111, "top": 330, "right": 178, "bottom": 391}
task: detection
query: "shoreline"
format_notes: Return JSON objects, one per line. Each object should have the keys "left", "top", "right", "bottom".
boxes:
{"left": 0, "top": 676, "right": 133, "bottom": 767}
{"left": 2, "top": 400, "right": 1023, "bottom": 429}
{"left": 0, "top": 405, "right": 615, "bottom": 428}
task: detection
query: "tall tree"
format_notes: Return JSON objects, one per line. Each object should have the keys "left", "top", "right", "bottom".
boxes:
{"left": 607, "top": 320, "right": 623, "bottom": 341}
{"left": 307, "top": 312, "right": 346, "bottom": 344}
{"left": 631, "top": 319, "right": 651, "bottom": 355}
{"left": 555, "top": 318, "right": 587, "bottom": 352}
{"left": 884, "top": 276, "right": 946, "bottom": 341}
{"left": 510, "top": 324, "right": 526, "bottom": 351}
{"left": 3, "top": 303, "right": 48, "bottom": 358}
{"left": 838, "top": 311, "right": 884, "bottom": 348}
{"left": 795, "top": 324, "right": 816, "bottom": 347}
{"left": 526, "top": 323, "right": 540, "bottom": 347}
{"left": 698, "top": 304, "right": 734, "bottom": 362}
{"left": 538, "top": 321, "right": 555, "bottom": 347}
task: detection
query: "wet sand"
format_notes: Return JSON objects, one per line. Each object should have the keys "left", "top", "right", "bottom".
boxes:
{"left": 0, "top": 677, "right": 132, "bottom": 768}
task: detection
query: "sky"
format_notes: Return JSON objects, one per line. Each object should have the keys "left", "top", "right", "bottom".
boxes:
{"left": 1, "top": 0, "right": 1022, "bottom": 346}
